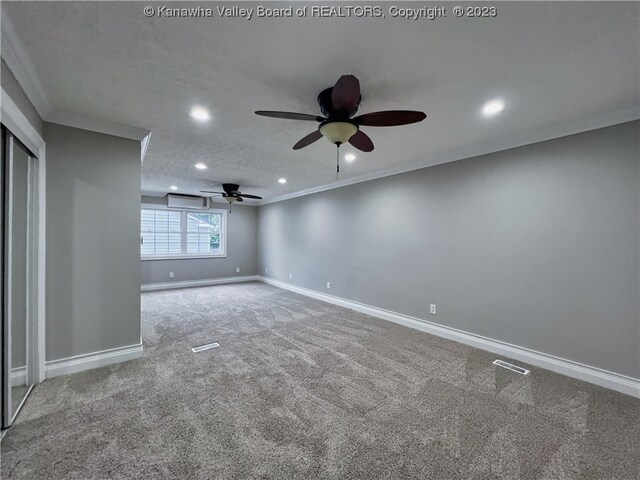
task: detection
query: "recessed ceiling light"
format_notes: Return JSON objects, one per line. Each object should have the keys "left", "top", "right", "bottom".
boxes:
{"left": 169, "top": 185, "right": 178, "bottom": 191}
{"left": 189, "top": 106, "right": 211, "bottom": 122}
{"left": 344, "top": 153, "right": 356, "bottom": 162}
{"left": 482, "top": 99, "right": 505, "bottom": 117}
{"left": 194, "top": 163, "right": 207, "bottom": 170}
{"left": 278, "top": 178, "right": 287, "bottom": 184}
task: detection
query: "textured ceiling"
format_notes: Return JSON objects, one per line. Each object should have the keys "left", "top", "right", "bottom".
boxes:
{"left": 3, "top": 1, "right": 639, "bottom": 200}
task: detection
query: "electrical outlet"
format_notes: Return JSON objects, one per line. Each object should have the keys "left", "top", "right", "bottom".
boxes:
{"left": 265, "top": 268, "right": 268, "bottom": 274}
{"left": 289, "top": 273, "right": 293, "bottom": 280}
{"left": 236, "top": 267, "right": 240, "bottom": 273}
{"left": 169, "top": 272, "right": 174, "bottom": 278}
{"left": 430, "top": 304, "right": 437, "bottom": 315}
{"left": 326, "top": 282, "right": 331, "bottom": 289}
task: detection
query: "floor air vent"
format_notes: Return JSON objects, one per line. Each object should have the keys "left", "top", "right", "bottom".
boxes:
{"left": 192, "top": 342, "right": 220, "bottom": 353}
{"left": 493, "top": 359, "right": 529, "bottom": 375}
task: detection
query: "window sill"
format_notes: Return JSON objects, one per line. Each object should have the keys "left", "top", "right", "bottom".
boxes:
{"left": 141, "top": 254, "right": 227, "bottom": 261}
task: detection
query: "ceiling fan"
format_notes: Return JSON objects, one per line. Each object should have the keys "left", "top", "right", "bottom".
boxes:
{"left": 255, "top": 74, "right": 426, "bottom": 177}
{"left": 201, "top": 183, "right": 262, "bottom": 210}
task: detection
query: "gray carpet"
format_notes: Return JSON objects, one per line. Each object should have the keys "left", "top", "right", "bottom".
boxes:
{"left": 2, "top": 282, "right": 639, "bottom": 479}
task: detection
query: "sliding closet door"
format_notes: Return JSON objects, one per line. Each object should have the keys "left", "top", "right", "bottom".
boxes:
{"left": 0, "top": 127, "right": 4, "bottom": 427}
{"left": 2, "top": 130, "right": 35, "bottom": 427}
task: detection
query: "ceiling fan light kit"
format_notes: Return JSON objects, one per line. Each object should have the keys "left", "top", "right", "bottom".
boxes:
{"left": 256, "top": 74, "right": 426, "bottom": 179}
{"left": 319, "top": 122, "right": 358, "bottom": 145}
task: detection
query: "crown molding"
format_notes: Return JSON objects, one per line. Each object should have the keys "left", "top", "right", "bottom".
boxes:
{"left": 1, "top": 13, "right": 53, "bottom": 117}
{"left": 259, "top": 106, "right": 639, "bottom": 206}
{"left": 47, "top": 110, "right": 151, "bottom": 141}
{"left": 141, "top": 190, "right": 168, "bottom": 197}
{"left": 2, "top": 13, "right": 152, "bottom": 143}
{"left": 141, "top": 132, "right": 152, "bottom": 163}
{"left": 0, "top": 86, "right": 45, "bottom": 156}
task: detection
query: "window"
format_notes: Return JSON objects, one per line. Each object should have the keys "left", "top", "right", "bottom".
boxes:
{"left": 187, "top": 213, "right": 222, "bottom": 254}
{"left": 141, "top": 210, "right": 182, "bottom": 256}
{"left": 141, "top": 208, "right": 226, "bottom": 259}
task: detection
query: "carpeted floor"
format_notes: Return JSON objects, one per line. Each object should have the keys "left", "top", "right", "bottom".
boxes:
{"left": 2, "top": 282, "right": 639, "bottom": 479}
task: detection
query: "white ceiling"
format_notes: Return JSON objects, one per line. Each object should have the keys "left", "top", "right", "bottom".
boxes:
{"left": 3, "top": 1, "right": 638, "bottom": 201}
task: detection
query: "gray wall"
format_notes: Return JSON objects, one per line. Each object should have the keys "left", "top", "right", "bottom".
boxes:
{"left": 1, "top": 59, "right": 43, "bottom": 137}
{"left": 258, "top": 121, "right": 640, "bottom": 379}
{"left": 140, "top": 196, "right": 258, "bottom": 284}
{"left": 45, "top": 123, "right": 141, "bottom": 361}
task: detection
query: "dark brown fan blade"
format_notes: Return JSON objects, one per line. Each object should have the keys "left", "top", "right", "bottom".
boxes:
{"left": 235, "top": 196, "right": 244, "bottom": 202}
{"left": 255, "top": 111, "right": 323, "bottom": 122}
{"left": 332, "top": 75, "right": 360, "bottom": 112}
{"left": 201, "top": 190, "right": 224, "bottom": 194}
{"left": 353, "top": 111, "right": 426, "bottom": 127}
{"left": 348, "top": 130, "right": 374, "bottom": 152}
{"left": 237, "top": 193, "right": 262, "bottom": 200}
{"left": 293, "top": 130, "right": 323, "bottom": 150}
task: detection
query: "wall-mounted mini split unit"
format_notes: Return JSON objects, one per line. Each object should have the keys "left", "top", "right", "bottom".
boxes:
{"left": 166, "top": 194, "right": 209, "bottom": 210}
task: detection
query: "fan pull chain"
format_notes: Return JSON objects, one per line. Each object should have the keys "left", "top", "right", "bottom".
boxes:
{"left": 336, "top": 144, "right": 340, "bottom": 181}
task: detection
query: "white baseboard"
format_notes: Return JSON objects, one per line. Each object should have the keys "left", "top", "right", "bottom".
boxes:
{"left": 11, "top": 366, "right": 26, "bottom": 387}
{"left": 45, "top": 343, "right": 144, "bottom": 379}
{"left": 258, "top": 276, "right": 640, "bottom": 398}
{"left": 141, "top": 275, "right": 259, "bottom": 292}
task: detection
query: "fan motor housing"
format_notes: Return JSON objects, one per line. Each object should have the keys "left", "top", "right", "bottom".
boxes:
{"left": 222, "top": 183, "right": 240, "bottom": 193}
{"left": 318, "top": 87, "right": 361, "bottom": 118}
